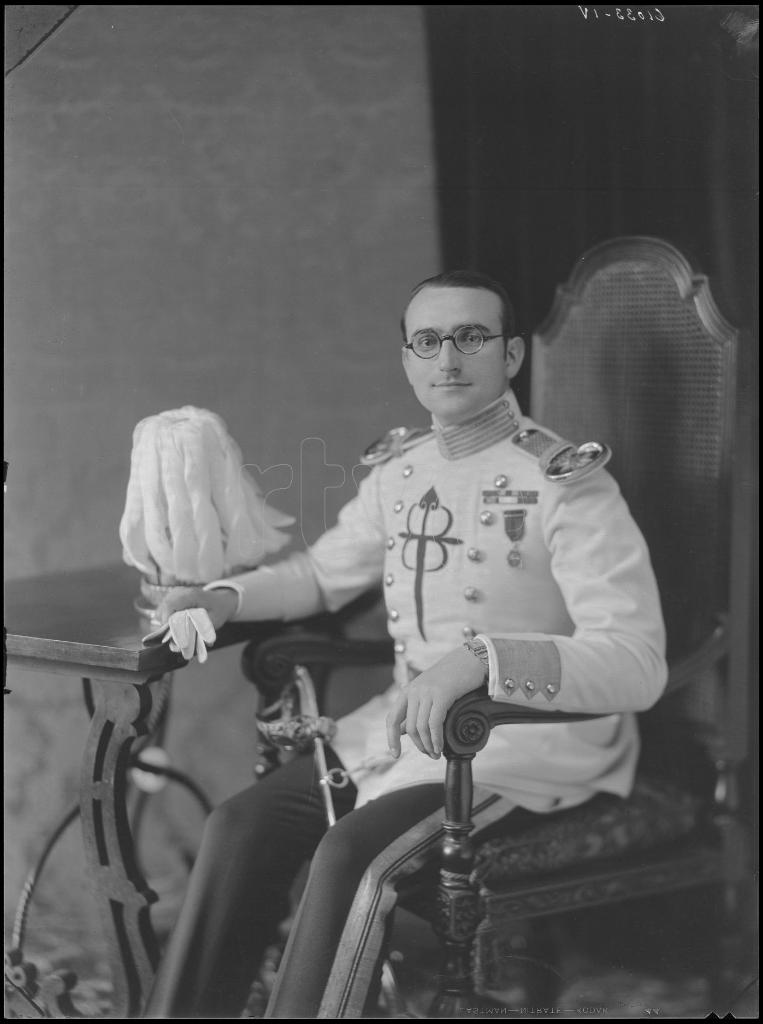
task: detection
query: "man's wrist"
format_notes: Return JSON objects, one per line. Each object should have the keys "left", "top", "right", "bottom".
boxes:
{"left": 203, "top": 579, "right": 244, "bottom": 619}
{"left": 462, "top": 637, "right": 490, "bottom": 683}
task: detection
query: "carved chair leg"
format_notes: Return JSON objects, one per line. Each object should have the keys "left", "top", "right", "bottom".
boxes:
{"left": 429, "top": 755, "right": 477, "bottom": 1017}
{"left": 429, "top": 756, "right": 514, "bottom": 1018}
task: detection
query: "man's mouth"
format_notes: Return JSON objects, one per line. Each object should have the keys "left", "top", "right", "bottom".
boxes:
{"left": 433, "top": 381, "right": 470, "bottom": 388}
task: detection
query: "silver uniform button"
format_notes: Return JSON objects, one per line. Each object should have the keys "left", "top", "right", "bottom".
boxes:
{"left": 389, "top": 609, "right": 400, "bottom": 622}
{"left": 385, "top": 574, "right": 394, "bottom": 586}
{"left": 462, "top": 626, "right": 475, "bottom": 639}
{"left": 394, "top": 640, "right": 406, "bottom": 654}
{"left": 494, "top": 474, "right": 509, "bottom": 488}
{"left": 467, "top": 547, "right": 482, "bottom": 562}
{"left": 403, "top": 465, "right": 413, "bottom": 478}
{"left": 546, "top": 684, "right": 558, "bottom": 695}
{"left": 393, "top": 501, "right": 404, "bottom": 513}
{"left": 463, "top": 586, "right": 480, "bottom": 602}
{"left": 387, "top": 537, "right": 396, "bottom": 549}
{"left": 502, "top": 678, "right": 516, "bottom": 692}
{"left": 480, "top": 511, "right": 494, "bottom": 526}
{"left": 525, "top": 680, "right": 535, "bottom": 692}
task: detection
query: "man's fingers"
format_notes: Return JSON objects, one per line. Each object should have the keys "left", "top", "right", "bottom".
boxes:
{"left": 187, "top": 607, "right": 217, "bottom": 646}
{"left": 404, "top": 698, "right": 428, "bottom": 757}
{"left": 430, "top": 704, "right": 445, "bottom": 757}
{"left": 168, "top": 612, "right": 195, "bottom": 660}
{"left": 415, "top": 697, "right": 437, "bottom": 757}
{"left": 386, "top": 699, "right": 406, "bottom": 758}
{"left": 141, "top": 623, "right": 169, "bottom": 645}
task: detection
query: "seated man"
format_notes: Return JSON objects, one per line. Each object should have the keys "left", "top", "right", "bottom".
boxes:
{"left": 144, "top": 270, "right": 667, "bottom": 1019}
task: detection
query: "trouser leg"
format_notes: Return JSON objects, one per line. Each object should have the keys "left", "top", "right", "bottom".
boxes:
{"left": 266, "top": 782, "right": 446, "bottom": 1019}
{"left": 143, "top": 748, "right": 356, "bottom": 1020}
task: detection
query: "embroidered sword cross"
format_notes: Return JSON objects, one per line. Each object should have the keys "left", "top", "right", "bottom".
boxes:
{"left": 399, "top": 486, "right": 463, "bottom": 640}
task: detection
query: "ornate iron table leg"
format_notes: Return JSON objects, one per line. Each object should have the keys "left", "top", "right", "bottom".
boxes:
{"left": 80, "top": 677, "right": 160, "bottom": 1018}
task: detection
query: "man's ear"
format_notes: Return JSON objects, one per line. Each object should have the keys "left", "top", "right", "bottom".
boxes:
{"left": 401, "top": 346, "right": 415, "bottom": 384}
{"left": 505, "top": 335, "right": 525, "bottom": 379}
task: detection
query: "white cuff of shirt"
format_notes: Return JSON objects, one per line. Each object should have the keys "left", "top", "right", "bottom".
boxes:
{"left": 475, "top": 633, "right": 499, "bottom": 693}
{"left": 203, "top": 579, "right": 245, "bottom": 618}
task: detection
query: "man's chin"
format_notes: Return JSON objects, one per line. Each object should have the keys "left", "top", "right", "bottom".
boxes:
{"left": 428, "top": 391, "right": 479, "bottom": 426}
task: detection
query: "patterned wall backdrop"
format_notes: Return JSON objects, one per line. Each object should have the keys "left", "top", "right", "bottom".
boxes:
{"left": 5, "top": 3, "right": 438, "bottom": 945}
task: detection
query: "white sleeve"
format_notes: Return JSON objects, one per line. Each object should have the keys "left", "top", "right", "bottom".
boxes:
{"left": 206, "top": 468, "right": 387, "bottom": 622}
{"left": 481, "top": 470, "right": 668, "bottom": 714}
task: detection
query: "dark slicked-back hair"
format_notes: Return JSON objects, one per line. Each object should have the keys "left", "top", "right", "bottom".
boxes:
{"left": 400, "top": 269, "right": 516, "bottom": 342}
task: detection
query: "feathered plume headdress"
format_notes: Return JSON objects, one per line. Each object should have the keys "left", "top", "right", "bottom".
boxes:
{"left": 119, "top": 406, "right": 293, "bottom": 585}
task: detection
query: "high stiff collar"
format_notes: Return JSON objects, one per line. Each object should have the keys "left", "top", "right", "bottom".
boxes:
{"left": 433, "top": 391, "right": 521, "bottom": 461}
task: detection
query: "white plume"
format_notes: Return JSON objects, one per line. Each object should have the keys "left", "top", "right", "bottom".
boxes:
{"left": 119, "top": 406, "right": 293, "bottom": 584}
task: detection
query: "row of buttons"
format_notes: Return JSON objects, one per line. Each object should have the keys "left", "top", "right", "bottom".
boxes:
{"left": 388, "top": 460, "right": 518, "bottom": 657}
{"left": 392, "top": 624, "right": 477, "bottom": 654}
{"left": 501, "top": 678, "right": 558, "bottom": 696}
{"left": 385, "top": 584, "right": 481, "bottom": 605}
{"left": 386, "top": 536, "right": 489, "bottom": 562}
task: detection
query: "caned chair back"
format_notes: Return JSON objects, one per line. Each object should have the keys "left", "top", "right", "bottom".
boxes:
{"left": 531, "top": 237, "right": 740, "bottom": 759}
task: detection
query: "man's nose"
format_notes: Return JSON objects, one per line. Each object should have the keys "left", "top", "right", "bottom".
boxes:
{"left": 438, "top": 336, "right": 461, "bottom": 373}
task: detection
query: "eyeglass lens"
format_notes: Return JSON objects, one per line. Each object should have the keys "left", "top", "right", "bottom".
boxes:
{"left": 411, "top": 326, "right": 487, "bottom": 358}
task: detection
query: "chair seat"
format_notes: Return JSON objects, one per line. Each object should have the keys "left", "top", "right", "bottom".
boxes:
{"left": 472, "top": 776, "right": 702, "bottom": 892}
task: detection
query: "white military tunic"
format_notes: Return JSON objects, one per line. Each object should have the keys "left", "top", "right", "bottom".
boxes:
{"left": 218, "top": 391, "right": 667, "bottom": 812}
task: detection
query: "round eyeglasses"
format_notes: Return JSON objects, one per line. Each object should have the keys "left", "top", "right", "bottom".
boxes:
{"left": 403, "top": 325, "right": 504, "bottom": 359}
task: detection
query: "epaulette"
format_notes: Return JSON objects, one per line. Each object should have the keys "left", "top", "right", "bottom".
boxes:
{"left": 361, "top": 426, "right": 433, "bottom": 466}
{"left": 512, "top": 427, "right": 611, "bottom": 483}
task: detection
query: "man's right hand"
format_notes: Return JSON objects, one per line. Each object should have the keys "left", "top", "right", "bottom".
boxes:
{"left": 155, "top": 586, "right": 238, "bottom": 632}
{"left": 142, "top": 588, "right": 239, "bottom": 662}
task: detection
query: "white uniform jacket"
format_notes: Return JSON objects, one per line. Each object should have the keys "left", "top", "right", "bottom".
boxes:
{"left": 216, "top": 391, "right": 667, "bottom": 811}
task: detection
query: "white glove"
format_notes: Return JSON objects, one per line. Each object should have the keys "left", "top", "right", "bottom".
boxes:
{"left": 143, "top": 607, "right": 217, "bottom": 663}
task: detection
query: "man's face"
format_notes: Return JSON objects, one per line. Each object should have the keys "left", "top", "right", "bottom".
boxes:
{"left": 402, "top": 286, "right": 524, "bottom": 426}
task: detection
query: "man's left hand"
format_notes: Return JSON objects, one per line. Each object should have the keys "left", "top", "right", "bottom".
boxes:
{"left": 386, "top": 646, "right": 486, "bottom": 759}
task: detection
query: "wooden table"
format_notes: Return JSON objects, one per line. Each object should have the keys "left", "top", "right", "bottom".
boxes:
{"left": 5, "top": 563, "right": 269, "bottom": 1018}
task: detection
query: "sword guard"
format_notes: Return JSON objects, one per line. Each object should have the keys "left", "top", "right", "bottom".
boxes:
{"left": 256, "top": 714, "right": 337, "bottom": 753}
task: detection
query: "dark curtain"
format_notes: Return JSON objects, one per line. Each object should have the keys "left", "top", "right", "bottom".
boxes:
{"left": 424, "top": 4, "right": 758, "bottom": 405}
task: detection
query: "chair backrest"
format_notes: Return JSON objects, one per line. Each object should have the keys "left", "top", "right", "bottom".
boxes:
{"left": 531, "top": 237, "right": 747, "bottom": 778}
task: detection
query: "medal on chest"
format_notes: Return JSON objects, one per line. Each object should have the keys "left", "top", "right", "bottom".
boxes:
{"left": 481, "top": 475, "right": 538, "bottom": 570}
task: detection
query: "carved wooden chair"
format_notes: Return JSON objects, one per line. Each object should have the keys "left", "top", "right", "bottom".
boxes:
{"left": 240, "top": 237, "right": 755, "bottom": 1017}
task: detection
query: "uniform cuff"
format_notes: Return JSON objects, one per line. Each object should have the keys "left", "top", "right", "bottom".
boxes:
{"left": 477, "top": 635, "right": 562, "bottom": 703}
{"left": 203, "top": 579, "right": 245, "bottom": 618}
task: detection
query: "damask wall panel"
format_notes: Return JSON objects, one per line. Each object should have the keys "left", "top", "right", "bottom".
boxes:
{"left": 5, "top": 3, "right": 438, "bottom": 944}
{"left": 5, "top": 4, "right": 438, "bottom": 579}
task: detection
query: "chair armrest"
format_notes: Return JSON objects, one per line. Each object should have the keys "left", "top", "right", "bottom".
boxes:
{"left": 443, "top": 618, "right": 728, "bottom": 762}
{"left": 443, "top": 686, "right": 602, "bottom": 757}
{"left": 664, "top": 619, "right": 727, "bottom": 697}
{"left": 439, "top": 687, "right": 604, "bottom": 835}
{"left": 241, "top": 626, "right": 395, "bottom": 701}
{"left": 435, "top": 637, "right": 731, "bottom": 932}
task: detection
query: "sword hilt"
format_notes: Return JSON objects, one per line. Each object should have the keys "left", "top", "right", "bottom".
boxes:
{"left": 294, "top": 665, "right": 338, "bottom": 828}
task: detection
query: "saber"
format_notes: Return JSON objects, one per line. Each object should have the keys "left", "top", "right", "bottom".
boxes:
{"left": 293, "top": 664, "right": 336, "bottom": 827}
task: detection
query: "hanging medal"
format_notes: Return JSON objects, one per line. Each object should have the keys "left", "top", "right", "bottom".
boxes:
{"left": 503, "top": 509, "right": 526, "bottom": 569}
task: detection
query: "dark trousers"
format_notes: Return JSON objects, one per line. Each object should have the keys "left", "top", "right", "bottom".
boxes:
{"left": 143, "top": 747, "right": 445, "bottom": 1019}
